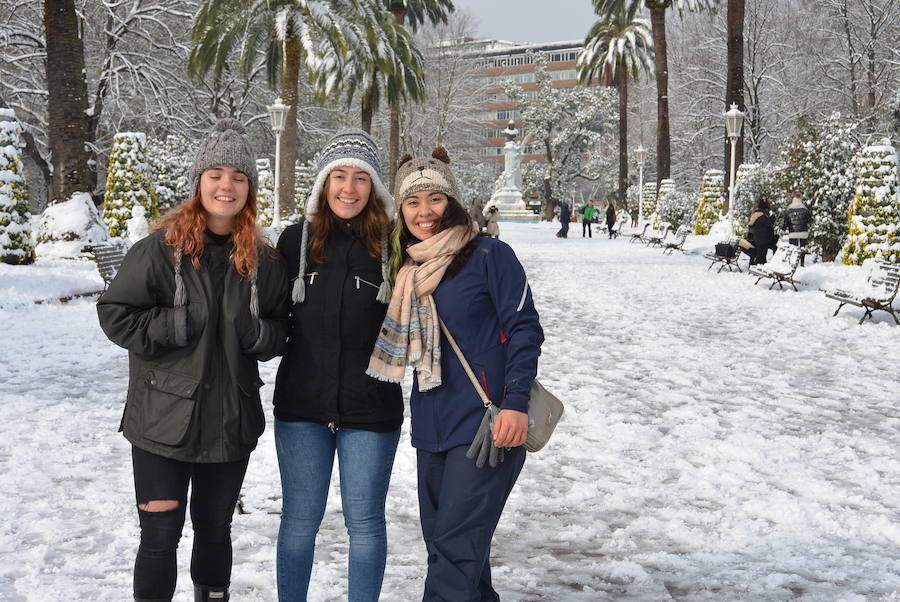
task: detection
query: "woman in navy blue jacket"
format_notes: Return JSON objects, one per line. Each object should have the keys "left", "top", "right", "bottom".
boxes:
{"left": 368, "top": 147, "right": 544, "bottom": 601}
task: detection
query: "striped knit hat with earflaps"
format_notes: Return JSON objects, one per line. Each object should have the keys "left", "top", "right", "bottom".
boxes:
{"left": 291, "top": 129, "right": 394, "bottom": 305}
{"left": 170, "top": 118, "right": 262, "bottom": 346}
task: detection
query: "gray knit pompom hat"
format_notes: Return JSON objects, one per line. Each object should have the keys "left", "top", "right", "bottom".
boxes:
{"left": 189, "top": 118, "right": 258, "bottom": 191}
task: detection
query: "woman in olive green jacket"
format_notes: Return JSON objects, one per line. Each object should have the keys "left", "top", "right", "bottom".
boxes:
{"left": 97, "top": 119, "right": 289, "bottom": 602}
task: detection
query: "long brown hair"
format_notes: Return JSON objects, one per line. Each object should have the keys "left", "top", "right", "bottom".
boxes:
{"left": 308, "top": 174, "right": 389, "bottom": 264}
{"left": 153, "top": 186, "right": 270, "bottom": 278}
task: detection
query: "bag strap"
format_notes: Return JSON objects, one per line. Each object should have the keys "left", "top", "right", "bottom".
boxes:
{"left": 438, "top": 318, "right": 493, "bottom": 409}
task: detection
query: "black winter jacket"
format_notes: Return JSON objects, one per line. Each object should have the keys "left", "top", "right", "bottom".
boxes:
{"left": 748, "top": 211, "right": 778, "bottom": 252}
{"left": 783, "top": 205, "right": 811, "bottom": 237}
{"left": 273, "top": 219, "right": 403, "bottom": 431}
{"left": 97, "top": 229, "right": 290, "bottom": 463}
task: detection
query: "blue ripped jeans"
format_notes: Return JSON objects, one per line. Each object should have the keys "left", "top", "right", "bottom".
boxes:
{"left": 275, "top": 420, "right": 400, "bottom": 602}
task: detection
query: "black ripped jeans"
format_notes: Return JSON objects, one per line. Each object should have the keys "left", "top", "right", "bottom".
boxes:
{"left": 131, "top": 446, "right": 249, "bottom": 601}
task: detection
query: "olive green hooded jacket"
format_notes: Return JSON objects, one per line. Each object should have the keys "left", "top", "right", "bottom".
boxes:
{"left": 97, "top": 229, "right": 289, "bottom": 463}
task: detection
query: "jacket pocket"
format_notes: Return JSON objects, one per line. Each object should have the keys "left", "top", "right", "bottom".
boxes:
{"left": 237, "top": 376, "right": 266, "bottom": 444}
{"left": 140, "top": 369, "right": 200, "bottom": 446}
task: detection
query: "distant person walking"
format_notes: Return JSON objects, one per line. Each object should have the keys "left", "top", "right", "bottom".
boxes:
{"left": 783, "top": 190, "right": 812, "bottom": 266}
{"left": 556, "top": 202, "right": 571, "bottom": 238}
{"left": 580, "top": 200, "right": 596, "bottom": 238}
{"left": 485, "top": 204, "right": 500, "bottom": 238}
{"left": 605, "top": 197, "right": 617, "bottom": 239}
{"left": 471, "top": 198, "right": 487, "bottom": 232}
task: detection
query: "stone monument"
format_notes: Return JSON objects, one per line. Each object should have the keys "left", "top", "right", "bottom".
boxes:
{"left": 487, "top": 121, "right": 537, "bottom": 221}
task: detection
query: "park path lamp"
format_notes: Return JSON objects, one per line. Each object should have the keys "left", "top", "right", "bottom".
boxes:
{"left": 724, "top": 103, "right": 745, "bottom": 231}
{"left": 267, "top": 97, "right": 290, "bottom": 230}
{"left": 634, "top": 145, "right": 646, "bottom": 223}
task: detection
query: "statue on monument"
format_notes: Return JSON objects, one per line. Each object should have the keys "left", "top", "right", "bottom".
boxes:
{"left": 488, "top": 120, "right": 535, "bottom": 220}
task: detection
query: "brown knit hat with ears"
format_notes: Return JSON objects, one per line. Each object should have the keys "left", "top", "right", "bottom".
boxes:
{"left": 393, "top": 146, "right": 461, "bottom": 203}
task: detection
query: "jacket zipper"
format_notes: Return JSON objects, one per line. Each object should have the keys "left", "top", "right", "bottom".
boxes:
{"left": 306, "top": 271, "right": 319, "bottom": 284}
{"left": 355, "top": 276, "right": 380, "bottom": 290}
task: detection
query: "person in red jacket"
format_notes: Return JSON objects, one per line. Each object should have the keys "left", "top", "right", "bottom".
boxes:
{"left": 368, "top": 147, "right": 544, "bottom": 601}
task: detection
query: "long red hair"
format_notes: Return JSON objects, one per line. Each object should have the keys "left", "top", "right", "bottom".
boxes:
{"left": 153, "top": 186, "right": 271, "bottom": 278}
{"left": 308, "top": 176, "right": 389, "bottom": 264}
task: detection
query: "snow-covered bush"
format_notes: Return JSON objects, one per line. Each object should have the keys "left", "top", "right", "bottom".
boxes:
{"left": 841, "top": 143, "right": 899, "bottom": 264}
{"left": 658, "top": 190, "right": 697, "bottom": 230}
{"left": 776, "top": 113, "right": 859, "bottom": 261}
{"left": 148, "top": 134, "right": 191, "bottom": 212}
{"left": 292, "top": 159, "right": 316, "bottom": 219}
{"left": 0, "top": 109, "right": 35, "bottom": 265}
{"left": 652, "top": 180, "right": 675, "bottom": 227}
{"left": 692, "top": 170, "right": 725, "bottom": 235}
{"left": 641, "top": 181, "right": 656, "bottom": 221}
{"left": 732, "top": 163, "right": 779, "bottom": 236}
{"left": 103, "top": 132, "right": 158, "bottom": 237}
{"left": 126, "top": 204, "right": 150, "bottom": 243}
{"left": 35, "top": 192, "right": 110, "bottom": 258}
{"left": 256, "top": 158, "right": 275, "bottom": 227}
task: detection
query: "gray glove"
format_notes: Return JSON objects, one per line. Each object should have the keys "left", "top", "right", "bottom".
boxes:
{"left": 466, "top": 404, "right": 505, "bottom": 468}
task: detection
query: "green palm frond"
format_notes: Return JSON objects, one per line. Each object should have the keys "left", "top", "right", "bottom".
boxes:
{"left": 384, "top": 0, "right": 454, "bottom": 31}
{"left": 577, "top": 6, "right": 653, "bottom": 85}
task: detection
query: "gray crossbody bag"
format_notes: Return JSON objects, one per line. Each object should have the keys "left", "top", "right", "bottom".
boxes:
{"left": 439, "top": 319, "right": 564, "bottom": 454}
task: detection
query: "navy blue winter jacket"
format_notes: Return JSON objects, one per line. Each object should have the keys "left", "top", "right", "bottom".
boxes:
{"left": 409, "top": 236, "right": 544, "bottom": 452}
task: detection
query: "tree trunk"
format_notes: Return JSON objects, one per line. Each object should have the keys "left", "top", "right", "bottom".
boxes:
{"left": 280, "top": 35, "right": 301, "bottom": 218}
{"left": 43, "top": 0, "right": 92, "bottom": 203}
{"left": 617, "top": 63, "right": 628, "bottom": 209}
{"left": 724, "top": 0, "right": 745, "bottom": 208}
{"left": 542, "top": 177, "right": 555, "bottom": 221}
{"left": 361, "top": 80, "right": 376, "bottom": 133}
{"left": 649, "top": 5, "right": 670, "bottom": 185}
{"left": 388, "top": 8, "right": 406, "bottom": 192}
{"left": 360, "top": 66, "right": 379, "bottom": 134}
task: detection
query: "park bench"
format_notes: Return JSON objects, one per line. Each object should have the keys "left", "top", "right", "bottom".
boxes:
{"left": 749, "top": 242, "right": 802, "bottom": 291}
{"left": 629, "top": 223, "right": 649, "bottom": 244}
{"left": 662, "top": 225, "right": 690, "bottom": 255}
{"left": 609, "top": 215, "right": 629, "bottom": 239}
{"left": 823, "top": 258, "right": 900, "bottom": 325}
{"left": 83, "top": 239, "right": 131, "bottom": 290}
{"left": 704, "top": 239, "right": 743, "bottom": 273}
{"left": 644, "top": 223, "right": 673, "bottom": 247}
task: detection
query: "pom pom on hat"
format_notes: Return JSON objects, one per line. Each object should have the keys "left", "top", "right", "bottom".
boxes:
{"left": 189, "top": 118, "right": 258, "bottom": 191}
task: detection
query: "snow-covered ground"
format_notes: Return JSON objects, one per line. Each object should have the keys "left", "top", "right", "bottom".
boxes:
{"left": 1, "top": 221, "right": 898, "bottom": 601}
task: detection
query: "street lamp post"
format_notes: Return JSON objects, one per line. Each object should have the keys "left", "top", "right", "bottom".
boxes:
{"left": 634, "top": 145, "right": 645, "bottom": 223}
{"left": 724, "top": 103, "right": 745, "bottom": 231}
{"left": 267, "top": 98, "right": 290, "bottom": 231}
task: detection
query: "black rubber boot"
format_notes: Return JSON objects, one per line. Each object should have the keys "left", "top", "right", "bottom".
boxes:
{"left": 194, "top": 584, "right": 229, "bottom": 601}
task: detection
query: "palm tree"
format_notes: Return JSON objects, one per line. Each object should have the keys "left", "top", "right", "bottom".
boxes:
{"left": 724, "top": 0, "right": 745, "bottom": 197}
{"left": 43, "top": 0, "right": 92, "bottom": 202}
{"left": 592, "top": 0, "right": 719, "bottom": 186}
{"left": 189, "top": 0, "right": 382, "bottom": 218}
{"left": 578, "top": 4, "right": 653, "bottom": 209}
{"left": 310, "top": 9, "right": 427, "bottom": 139}
{"left": 383, "top": 1, "right": 454, "bottom": 189}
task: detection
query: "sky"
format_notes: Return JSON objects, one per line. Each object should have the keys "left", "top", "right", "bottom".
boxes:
{"left": 450, "top": 0, "right": 597, "bottom": 44}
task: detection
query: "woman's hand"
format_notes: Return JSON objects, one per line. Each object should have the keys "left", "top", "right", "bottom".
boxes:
{"left": 493, "top": 409, "right": 528, "bottom": 447}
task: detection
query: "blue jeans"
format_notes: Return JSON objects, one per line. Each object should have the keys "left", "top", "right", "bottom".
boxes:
{"left": 275, "top": 420, "right": 400, "bottom": 602}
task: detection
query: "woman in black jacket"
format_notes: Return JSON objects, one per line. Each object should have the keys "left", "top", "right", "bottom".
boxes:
{"left": 273, "top": 130, "right": 402, "bottom": 602}
{"left": 743, "top": 195, "right": 778, "bottom": 265}
{"left": 97, "top": 119, "right": 289, "bottom": 602}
